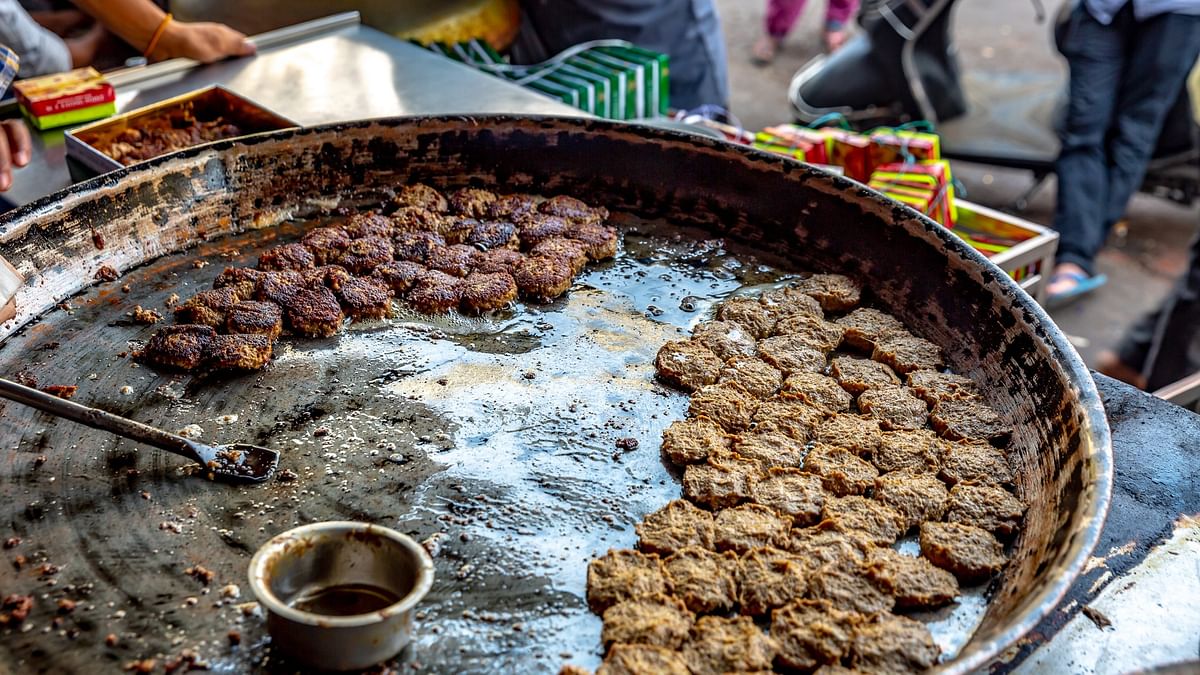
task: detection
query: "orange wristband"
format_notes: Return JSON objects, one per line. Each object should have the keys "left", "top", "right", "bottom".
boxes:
{"left": 144, "top": 13, "right": 173, "bottom": 58}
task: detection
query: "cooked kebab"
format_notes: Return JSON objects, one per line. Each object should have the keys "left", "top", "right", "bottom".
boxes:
{"left": 139, "top": 324, "right": 216, "bottom": 370}
{"left": 730, "top": 432, "right": 807, "bottom": 471}
{"left": 530, "top": 237, "right": 589, "bottom": 275}
{"left": 938, "top": 439, "right": 1015, "bottom": 486}
{"left": 205, "top": 334, "right": 273, "bottom": 371}
{"left": 781, "top": 372, "right": 853, "bottom": 413}
{"left": 873, "top": 429, "right": 941, "bottom": 474}
{"left": 752, "top": 399, "right": 826, "bottom": 442}
{"left": 831, "top": 356, "right": 901, "bottom": 395}
{"left": 756, "top": 335, "right": 827, "bottom": 375}
{"left": 407, "top": 270, "right": 463, "bottom": 315}
{"left": 749, "top": 467, "right": 826, "bottom": 526}
{"left": 820, "top": 496, "right": 906, "bottom": 547}
{"left": 681, "top": 615, "right": 778, "bottom": 675}
{"left": 587, "top": 550, "right": 670, "bottom": 613}
{"left": 872, "top": 334, "right": 944, "bottom": 374}
{"left": 511, "top": 254, "right": 575, "bottom": 301}
{"left": 712, "top": 503, "right": 791, "bottom": 554}
{"left": 596, "top": 643, "right": 690, "bottom": 675}
{"left": 738, "top": 546, "right": 807, "bottom": 616}
{"left": 280, "top": 286, "right": 344, "bottom": 337}
{"left": 660, "top": 417, "right": 730, "bottom": 465}
{"left": 174, "top": 287, "right": 243, "bottom": 328}
{"left": 540, "top": 194, "right": 609, "bottom": 224}
{"left": 225, "top": 301, "right": 283, "bottom": 339}
{"left": 718, "top": 357, "right": 783, "bottom": 399}
{"left": 688, "top": 383, "right": 759, "bottom": 433}
{"left": 873, "top": 469, "right": 950, "bottom": 531}
{"left": 771, "top": 598, "right": 863, "bottom": 672}
{"left": 772, "top": 313, "right": 845, "bottom": 352}
{"left": 930, "top": 398, "right": 1013, "bottom": 445}
{"left": 944, "top": 483, "right": 1026, "bottom": 536}
{"left": 342, "top": 212, "right": 394, "bottom": 239}
{"left": 258, "top": 242, "right": 315, "bottom": 271}
{"left": 804, "top": 444, "right": 879, "bottom": 497}
{"left": 663, "top": 547, "right": 741, "bottom": 614}
{"left": 682, "top": 455, "right": 760, "bottom": 509}
{"left": 863, "top": 548, "right": 959, "bottom": 610}
{"left": 568, "top": 222, "right": 620, "bottom": 260}
{"left": 372, "top": 260, "right": 426, "bottom": 294}
{"left": 636, "top": 500, "right": 715, "bottom": 555}
{"left": 447, "top": 187, "right": 497, "bottom": 218}
{"left": 759, "top": 286, "right": 824, "bottom": 319}
{"left": 836, "top": 307, "right": 907, "bottom": 351}
{"left": 334, "top": 276, "right": 393, "bottom": 321}
{"left": 795, "top": 273, "right": 861, "bottom": 311}
{"left": 813, "top": 414, "right": 883, "bottom": 457}
{"left": 460, "top": 271, "right": 518, "bottom": 314}
{"left": 655, "top": 340, "right": 724, "bottom": 392}
{"left": 848, "top": 612, "right": 941, "bottom": 673}
{"left": 692, "top": 320, "right": 757, "bottom": 361}
{"left": 906, "top": 369, "right": 981, "bottom": 405}
{"left": 393, "top": 183, "right": 448, "bottom": 212}
{"left": 858, "top": 385, "right": 930, "bottom": 431}
{"left": 807, "top": 560, "right": 895, "bottom": 615}
{"left": 717, "top": 297, "right": 777, "bottom": 339}
{"left": 600, "top": 593, "right": 693, "bottom": 650}
{"left": 919, "top": 522, "right": 1008, "bottom": 583}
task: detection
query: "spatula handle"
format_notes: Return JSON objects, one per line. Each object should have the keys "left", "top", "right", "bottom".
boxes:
{"left": 0, "top": 378, "right": 205, "bottom": 463}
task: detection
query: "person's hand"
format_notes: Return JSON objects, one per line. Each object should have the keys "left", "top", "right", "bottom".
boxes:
{"left": 0, "top": 120, "right": 32, "bottom": 192}
{"left": 154, "top": 21, "right": 256, "bottom": 64}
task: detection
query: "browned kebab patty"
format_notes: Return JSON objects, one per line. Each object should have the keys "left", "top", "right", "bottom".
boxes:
{"left": 858, "top": 385, "right": 930, "bottom": 431}
{"left": 944, "top": 483, "right": 1026, "bottom": 536}
{"left": 342, "top": 212, "right": 394, "bottom": 239}
{"left": 938, "top": 439, "right": 1014, "bottom": 486}
{"left": 371, "top": 260, "right": 426, "bottom": 294}
{"left": 813, "top": 414, "right": 883, "bottom": 457}
{"left": 759, "top": 286, "right": 824, "bottom": 319}
{"left": 727, "top": 431, "right": 806, "bottom": 473}
{"left": 530, "top": 237, "right": 590, "bottom": 275}
{"left": 718, "top": 357, "right": 783, "bottom": 399}
{"left": 407, "top": 270, "right": 463, "bottom": 315}
{"left": 713, "top": 503, "right": 791, "bottom": 554}
{"left": 753, "top": 398, "right": 826, "bottom": 442}
{"left": 596, "top": 643, "right": 690, "bottom": 675}
{"left": 692, "top": 320, "right": 757, "bottom": 361}
{"left": 919, "top": 521, "right": 1007, "bottom": 583}
{"left": 174, "top": 287, "right": 243, "bottom": 328}
{"left": 772, "top": 313, "right": 846, "bottom": 352}
{"left": 836, "top": 307, "right": 908, "bottom": 352}
{"left": 466, "top": 220, "right": 520, "bottom": 251}
{"left": 300, "top": 226, "right": 351, "bottom": 264}
{"left": 718, "top": 297, "right": 777, "bottom": 339}
{"left": 335, "top": 276, "right": 393, "bottom": 321}
{"left": 253, "top": 270, "right": 306, "bottom": 305}
{"left": 139, "top": 324, "right": 216, "bottom": 370}
{"left": 820, "top": 496, "right": 906, "bottom": 547}
{"left": 795, "top": 273, "right": 861, "bottom": 311}
{"left": 830, "top": 356, "right": 901, "bottom": 395}
{"left": 655, "top": 339, "right": 724, "bottom": 392}
{"left": 930, "top": 398, "right": 1013, "bottom": 445}
{"left": 636, "top": 499, "right": 714, "bottom": 555}
{"left": 511, "top": 254, "right": 575, "bottom": 301}
{"left": 436, "top": 217, "right": 481, "bottom": 245}
{"left": 390, "top": 206, "right": 446, "bottom": 233}
{"left": 807, "top": 559, "right": 895, "bottom": 615}
{"left": 568, "top": 222, "right": 620, "bottom": 260}
{"left": 586, "top": 549, "right": 669, "bottom": 613}
{"left": 663, "top": 546, "right": 741, "bottom": 614}
{"left": 788, "top": 528, "right": 871, "bottom": 573}
{"left": 770, "top": 598, "right": 864, "bottom": 672}
{"left": 863, "top": 548, "right": 959, "bottom": 610}
{"left": 471, "top": 247, "right": 525, "bottom": 275}
{"left": 873, "top": 429, "right": 941, "bottom": 474}
{"left": 660, "top": 416, "right": 730, "bottom": 465}
{"left": 688, "top": 383, "right": 759, "bottom": 432}
{"left": 872, "top": 334, "right": 944, "bottom": 374}
{"left": 873, "top": 469, "right": 949, "bottom": 531}
{"left": 225, "top": 301, "right": 283, "bottom": 340}
{"left": 681, "top": 615, "right": 779, "bottom": 675}
{"left": 393, "top": 183, "right": 448, "bottom": 212}
{"left": 848, "top": 612, "right": 941, "bottom": 674}
{"left": 600, "top": 593, "right": 693, "bottom": 650}
{"left": 750, "top": 467, "right": 827, "bottom": 526}
{"left": 740, "top": 547, "right": 809, "bottom": 616}
{"left": 682, "top": 454, "right": 760, "bottom": 509}
{"left": 258, "top": 242, "right": 315, "bottom": 271}
{"left": 757, "top": 334, "right": 827, "bottom": 375}
{"left": 486, "top": 193, "right": 539, "bottom": 221}
{"left": 392, "top": 230, "right": 446, "bottom": 262}
{"left": 517, "top": 214, "right": 573, "bottom": 249}
{"left": 304, "top": 264, "right": 352, "bottom": 292}
{"left": 906, "top": 369, "right": 981, "bottom": 406}
{"left": 280, "top": 286, "right": 344, "bottom": 337}
{"left": 781, "top": 372, "right": 853, "bottom": 413}
{"left": 804, "top": 444, "right": 879, "bottom": 497}
{"left": 337, "top": 236, "right": 394, "bottom": 275}
{"left": 425, "top": 243, "right": 477, "bottom": 277}
{"left": 540, "top": 194, "right": 609, "bottom": 224}
{"left": 212, "top": 266, "right": 264, "bottom": 298}
{"left": 205, "top": 334, "right": 273, "bottom": 371}
{"left": 447, "top": 187, "right": 497, "bottom": 218}
{"left": 460, "top": 271, "right": 518, "bottom": 314}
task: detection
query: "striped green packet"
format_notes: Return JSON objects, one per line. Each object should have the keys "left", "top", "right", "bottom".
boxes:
{"left": 604, "top": 45, "right": 669, "bottom": 115}
{"left": 526, "top": 76, "right": 578, "bottom": 109}
{"left": 598, "top": 46, "right": 666, "bottom": 117}
{"left": 557, "top": 63, "right": 610, "bottom": 118}
{"left": 577, "top": 51, "right": 641, "bottom": 120}
{"left": 567, "top": 56, "right": 622, "bottom": 119}
{"left": 541, "top": 71, "right": 595, "bottom": 115}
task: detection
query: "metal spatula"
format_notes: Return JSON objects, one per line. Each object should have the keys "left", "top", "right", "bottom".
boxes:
{"left": 0, "top": 378, "right": 279, "bottom": 484}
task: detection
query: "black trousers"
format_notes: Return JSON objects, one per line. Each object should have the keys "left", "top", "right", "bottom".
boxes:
{"left": 1117, "top": 229, "right": 1200, "bottom": 391}
{"left": 1052, "top": 4, "right": 1200, "bottom": 275}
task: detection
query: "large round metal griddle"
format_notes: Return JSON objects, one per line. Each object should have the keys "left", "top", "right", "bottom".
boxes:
{"left": 0, "top": 116, "right": 1111, "bottom": 674}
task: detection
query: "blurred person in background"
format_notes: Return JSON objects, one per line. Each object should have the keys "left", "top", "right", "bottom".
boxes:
{"left": 513, "top": 0, "right": 730, "bottom": 110}
{"left": 0, "top": 44, "right": 31, "bottom": 193}
{"left": 1099, "top": 230, "right": 1200, "bottom": 391}
{"left": 0, "top": 0, "right": 254, "bottom": 77}
{"left": 752, "top": 0, "right": 858, "bottom": 64}
{"left": 1046, "top": 0, "right": 1200, "bottom": 306}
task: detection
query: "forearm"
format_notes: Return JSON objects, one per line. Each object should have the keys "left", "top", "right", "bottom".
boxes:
{"left": 0, "top": 1, "right": 72, "bottom": 76}
{"left": 71, "top": 0, "right": 165, "bottom": 55}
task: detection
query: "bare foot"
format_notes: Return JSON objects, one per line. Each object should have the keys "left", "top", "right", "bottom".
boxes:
{"left": 1097, "top": 350, "right": 1148, "bottom": 389}
{"left": 751, "top": 35, "right": 781, "bottom": 65}
{"left": 824, "top": 29, "right": 849, "bottom": 53}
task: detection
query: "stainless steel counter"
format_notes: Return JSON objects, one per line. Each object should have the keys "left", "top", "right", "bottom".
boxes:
{"left": 2, "top": 17, "right": 578, "bottom": 208}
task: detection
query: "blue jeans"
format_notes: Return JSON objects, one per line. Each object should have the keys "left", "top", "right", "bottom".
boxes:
{"left": 1052, "top": 4, "right": 1200, "bottom": 275}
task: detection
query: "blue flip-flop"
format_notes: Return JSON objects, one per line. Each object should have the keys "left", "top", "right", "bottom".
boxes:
{"left": 1045, "top": 270, "right": 1107, "bottom": 309}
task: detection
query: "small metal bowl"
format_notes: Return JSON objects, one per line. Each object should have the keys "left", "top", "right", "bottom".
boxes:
{"left": 248, "top": 521, "right": 434, "bottom": 671}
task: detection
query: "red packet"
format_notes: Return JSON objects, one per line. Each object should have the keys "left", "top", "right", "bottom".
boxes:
{"left": 762, "top": 124, "right": 829, "bottom": 164}
{"left": 821, "top": 129, "right": 872, "bottom": 181}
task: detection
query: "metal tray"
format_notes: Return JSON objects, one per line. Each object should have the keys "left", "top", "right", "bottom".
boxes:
{"left": 64, "top": 84, "right": 297, "bottom": 178}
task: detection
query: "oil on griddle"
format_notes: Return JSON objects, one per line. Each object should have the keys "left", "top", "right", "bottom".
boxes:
{"left": 0, "top": 183, "right": 1021, "bottom": 674}
{"left": 579, "top": 274, "right": 1029, "bottom": 674}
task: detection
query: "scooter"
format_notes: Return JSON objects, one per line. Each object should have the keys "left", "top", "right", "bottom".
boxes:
{"left": 787, "top": 0, "right": 1200, "bottom": 210}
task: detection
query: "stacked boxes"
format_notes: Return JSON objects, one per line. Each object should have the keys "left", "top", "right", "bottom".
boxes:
{"left": 12, "top": 67, "right": 114, "bottom": 130}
